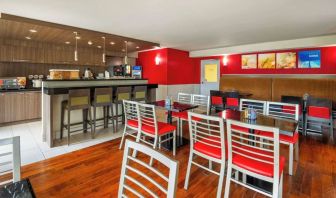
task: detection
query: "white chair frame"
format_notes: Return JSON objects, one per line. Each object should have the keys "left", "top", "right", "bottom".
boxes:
{"left": 176, "top": 94, "right": 210, "bottom": 142}
{"left": 118, "top": 140, "right": 179, "bottom": 198}
{"left": 0, "top": 136, "right": 21, "bottom": 185}
{"left": 119, "top": 100, "right": 139, "bottom": 149}
{"left": 266, "top": 101, "right": 299, "bottom": 176}
{"left": 177, "top": 93, "right": 192, "bottom": 104}
{"left": 184, "top": 112, "right": 226, "bottom": 198}
{"left": 136, "top": 103, "right": 176, "bottom": 163}
{"left": 225, "top": 119, "right": 283, "bottom": 198}
{"left": 239, "top": 99, "right": 267, "bottom": 115}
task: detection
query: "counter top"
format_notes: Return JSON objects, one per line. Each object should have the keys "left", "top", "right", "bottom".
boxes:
{"left": 0, "top": 88, "right": 42, "bottom": 93}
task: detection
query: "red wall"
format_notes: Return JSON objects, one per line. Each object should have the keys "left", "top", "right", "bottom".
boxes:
{"left": 137, "top": 48, "right": 199, "bottom": 85}
{"left": 137, "top": 46, "right": 336, "bottom": 85}
{"left": 193, "top": 46, "right": 336, "bottom": 75}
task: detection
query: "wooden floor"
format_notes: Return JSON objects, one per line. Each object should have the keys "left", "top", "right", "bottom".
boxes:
{"left": 20, "top": 134, "right": 336, "bottom": 198}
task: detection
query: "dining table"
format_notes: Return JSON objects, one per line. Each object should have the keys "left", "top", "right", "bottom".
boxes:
{"left": 149, "top": 100, "right": 199, "bottom": 150}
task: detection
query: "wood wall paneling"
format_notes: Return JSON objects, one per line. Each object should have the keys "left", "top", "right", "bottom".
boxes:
{"left": 220, "top": 76, "right": 273, "bottom": 100}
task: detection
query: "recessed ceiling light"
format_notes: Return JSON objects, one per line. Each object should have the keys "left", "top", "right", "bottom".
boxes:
{"left": 29, "top": 29, "right": 37, "bottom": 33}
{"left": 122, "top": 49, "right": 125, "bottom": 52}
{"left": 65, "top": 41, "right": 70, "bottom": 44}
{"left": 110, "top": 42, "right": 115, "bottom": 45}
{"left": 136, "top": 46, "right": 140, "bottom": 49}
{"left": 88, "top": 41, "right": 93, "bottom": 45}
{"left": 25, "top": 36, "right": 31, "bottom": 40}
{"left": 97, "top": 46, "right": 102, "bottom": 48}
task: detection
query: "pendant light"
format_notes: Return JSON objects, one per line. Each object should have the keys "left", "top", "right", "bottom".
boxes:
{"left": 102, "top": 36, "right": 106, "bottom": 63}
{"left": 124, "top": 41, "right": 128, "bottom": 65}
{"left": 74, "top": 32, "right": 78, "bottom": 62}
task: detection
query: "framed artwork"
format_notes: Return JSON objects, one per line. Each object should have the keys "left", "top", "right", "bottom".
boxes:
{"left": 241, "top": 54, "right": 257, "bottom": 69}
{"left": 298, "top": 50, "right": 321, "bottom": 68}
{"left": 258, "top": 53, "right": 276, "bottom": 69}
{"left": 276, "top": 52, "right": 296, "bottom": 69}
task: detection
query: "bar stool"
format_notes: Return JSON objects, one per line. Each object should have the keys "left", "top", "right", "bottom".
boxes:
{"left": 113, "top": 86, "right": 132, "bottom": 131}
{"left": 60, "top": 89, "right": 93, "bottom": 145}
{"left": 92, "top": 87, "right": 115, "bottom": 137}
{"left": 132, "top": 86, "right": 147, "bottom": 102}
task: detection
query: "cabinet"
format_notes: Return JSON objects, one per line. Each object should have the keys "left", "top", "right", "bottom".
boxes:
{"left": 0, "top": 91, "right": 41, "bottom": 124}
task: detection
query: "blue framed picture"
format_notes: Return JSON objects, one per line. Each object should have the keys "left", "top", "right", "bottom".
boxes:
{"left": 298, "top": 50, "right": 321, "bottom": 68}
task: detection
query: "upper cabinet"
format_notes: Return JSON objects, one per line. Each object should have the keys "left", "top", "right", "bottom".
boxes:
{"left": 0, "top": 39, "right": 106, "bottom": 66}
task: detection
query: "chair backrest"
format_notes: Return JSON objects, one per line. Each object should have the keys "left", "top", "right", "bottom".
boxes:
{"left": 118, "top": 140, "right": 179, "bottom": 198}
{"left": 133, "top": 86, "right": 147, "bottom": 102}
{"left": 210, "top": 90, "right": 224, "bottom": 106}
{"left": 0, "top": 136, "right": 21, "bottom": 185}
{"left": 123, "top": 100, "right": 139, "bottom": 124}
{"left": 137, "top": 103, "right": 158, "bottom": 136}
{"left": 192, "top": 94, "right": 210, "bottom": 115}
{"left": 93, "top": 87, "right": 113, "bottom": 106}
{"left": 177, "top": 93, "right": 192, "bottom": 104}
{"left": 224, "top": 91, "right": 240, "bottom": 110}
{"left": 226, "top": 119, "right": 280, "bottom": 180}
{"left": 306, "top": 96, "right": 332, "bottom": 119}
{"left": 68, "top": 89, "right": 91, "bottom": 110}
{"left": 115, "top": 87, "right": 132, "bottom": 103}
{"left": 266, "top": 101, "right": 299, "bottom": 121}
{"left": 239, "top": 99, "right": 267, "bottom": 115}
{"left": 188, "top": 112, "right": 226, "bottom": 161}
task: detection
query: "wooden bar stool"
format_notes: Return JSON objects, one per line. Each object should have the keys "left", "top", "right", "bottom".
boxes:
{"left": 113, "top": 86, "right": 132, "bottom": 131}
{"left": 92, "top": 87, "right": 115, "bottom": 137}
{"left": 60, "top": 89, "right": 93, "bottom": 145}
{"left": 132, "top": 86, "right": 147, "bottom": 102}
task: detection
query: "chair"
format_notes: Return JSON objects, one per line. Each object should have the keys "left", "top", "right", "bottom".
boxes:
{"left": 224, "top": 91, "right": 240, "bottom": 110}
{"left": 174, "top": 94, "right": 210, "bottom": 142}
{"left": 0, "top": 136, "right": 21, "bottom": 185}
{"left": 184, "top": 112, "right": 226, "bottom": 198}
{"left": 118, "top": 140, "right": 179, "bottom": 198}
{"left": 225, "top": 119, "right": 284, "bottom": 198}
{"left": 119, "top": 100, "right": 139, "bottom": 149}
{"left": 264, "top": 101, "right": 300, "bottom": 176}
{"left": 281, "top": 95, "right": 304, "bottom": 133}
{"left": 91, "top": 87, "right": 115, "bottom": 137}
{"left": 305, "top": 97, "right": 333, "bottom": 139}
{"left": 239, "top": 98, "right": 267, "bottom": 115}
{"left": 176, "top": 93, "right": 192, "bottom": 104}
{"left": 113, "top": 86, "right": 133, "bottom": 131}
{"left": 210, "top": 90, "right": 225, "bottom": 113}
{"left": 136, "top": 103, "right": 176, "bottom": 162}
{"left": 132, "top": 86, "right": 147, "bottom": 102}
{"left": 60, "top": 89, "right": 93, "bottom": 145}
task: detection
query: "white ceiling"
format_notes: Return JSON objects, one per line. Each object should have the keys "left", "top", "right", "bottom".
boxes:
{"left": 1, "top": 0, "right": 336, "bottom": 51}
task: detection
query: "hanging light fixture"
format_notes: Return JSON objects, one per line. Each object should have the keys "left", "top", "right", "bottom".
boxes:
{"left": 124, "top": 41, "right": 128, "bottom": 65}
{"left": 102, "top": 36, "right": 106, "bottom": 63}
{"left": 74, "top": 32, "right": 78, "bottom": 61}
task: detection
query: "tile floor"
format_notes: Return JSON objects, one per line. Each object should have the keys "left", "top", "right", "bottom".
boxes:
{"left": 0, "top": 121, "right": 123, "bottom": 167}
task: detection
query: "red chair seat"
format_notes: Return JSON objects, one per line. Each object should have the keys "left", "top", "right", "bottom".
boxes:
{"left": 232, "top": 146, "right": 285, "bottom": 177}
{"left": 127, "top": 119, "right": 138, "bottom": 128}
{"left": 257, "top": 131, "right": 299, "bottom": 144}
{"left": 194, "top": 136, "right": 226, "bottom": 159}
{"left": 141, "top": 122, "right": 176, "bottom": 135}
{"left": 171, "top": 111, "right": 202, "bottom": 121}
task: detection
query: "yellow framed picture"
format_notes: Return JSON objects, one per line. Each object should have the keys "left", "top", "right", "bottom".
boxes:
{"left": 276, "top": 52, "right": 296, "bottom": 69}
{"left": 242, "top": 54, "right": 257, "bottom": 69}
{"left": 258, "top": 53, "right": 276, "bottom": 69}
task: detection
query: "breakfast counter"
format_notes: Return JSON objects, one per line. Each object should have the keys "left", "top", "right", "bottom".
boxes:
{"left": 42, "top": 79, "right": 158, "bottom": 147}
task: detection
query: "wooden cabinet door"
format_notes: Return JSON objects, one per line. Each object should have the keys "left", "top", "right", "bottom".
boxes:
{"left": 3, "top": 92, "right": 26, "bottom": 123}
{"left": 0, "top": 45, "right": 13, "bottom": 62}
{"left": 24, "top": 92, "right": 41, "bottom": 120}
{"left": 0, "top": 93, "right": 6, "bottom": 123}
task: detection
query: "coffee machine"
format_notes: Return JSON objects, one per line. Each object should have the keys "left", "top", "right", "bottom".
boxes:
{"left": 132, "top": 66, "right": 142, "bottom": 79}
{"left": 112, "top": 65, "right": 132, "bottom": 77}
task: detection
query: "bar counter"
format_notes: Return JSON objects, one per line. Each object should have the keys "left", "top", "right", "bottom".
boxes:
{"left": 42, "top": 79, "right": 158, "bottom": 147}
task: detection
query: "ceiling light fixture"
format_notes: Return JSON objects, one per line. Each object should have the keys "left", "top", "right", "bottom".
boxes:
{"left": 88, "top": 41, "right": 93, "bottom": 45}
{"left": 102, "top": 36, "right": 106, "bottom": 63}
{"left": 136, "top": 46, "right": 140, "bottom": 49}
{"left": 223, "top": 55, "right": 228, "bottom": 66}
{"left": 25, "top": 36, "right": 31, "bottom": 40}
{"left": 29, "top": 29, "right": 37, "bottom": 33}
{"left": 124, "top": 41, "right": 128, "bottom": 65}
{"left": 65, "top": 41, "right": 70, "bottom": 44}
{"left": 97, "top": 46, "right": 102, "bottom": 49}
{"left": 74, "top": 32, "right": 78, "bottom": 61}
{"left": 110, "top": 42, "right": 115, "bottom": 45}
